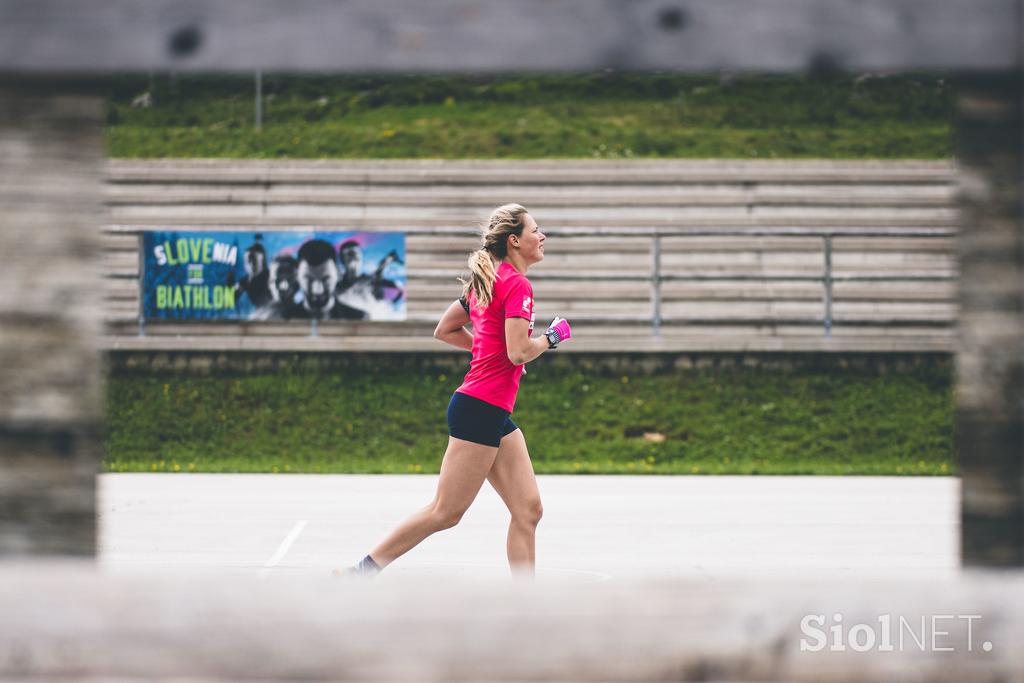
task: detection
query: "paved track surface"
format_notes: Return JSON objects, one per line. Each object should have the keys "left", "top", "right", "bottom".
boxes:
{"left": 98, "top": 474, "right": 959, "bottom": 582}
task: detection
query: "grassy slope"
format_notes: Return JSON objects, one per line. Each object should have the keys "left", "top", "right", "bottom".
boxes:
{"left": 105, "top": 73, "right": 953, "bottom": 159}
{"left": 103, "top": 361, "right": 954, "bottom": 476}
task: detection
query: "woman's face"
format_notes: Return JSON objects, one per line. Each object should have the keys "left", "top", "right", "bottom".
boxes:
{"left": 513, "top": 213, "right": 546, "bottom": 264}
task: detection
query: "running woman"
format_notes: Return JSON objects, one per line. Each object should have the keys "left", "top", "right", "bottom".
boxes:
{"left": 337, "top": 204, "right": 572, "bottom": 578}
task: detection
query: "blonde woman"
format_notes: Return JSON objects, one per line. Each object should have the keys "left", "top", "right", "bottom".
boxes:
{"left": 337, "top": 204, "right": 572, "bottom": 578}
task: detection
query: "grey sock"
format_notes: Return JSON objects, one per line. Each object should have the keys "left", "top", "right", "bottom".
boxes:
{"left": 355, "top": 554, "right": 382, "bottom": 575}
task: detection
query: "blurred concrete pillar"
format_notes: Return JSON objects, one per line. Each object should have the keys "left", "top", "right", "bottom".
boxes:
{"left": 0, "top": 82, "right": 104, "bottom": 556}
{"left": 956, "top": 71, "right": 1024, "bottom": 566}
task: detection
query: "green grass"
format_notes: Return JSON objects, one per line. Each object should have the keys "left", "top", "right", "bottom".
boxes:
{"left": 105, "top": 73, "right": 954, "bottom": 159}
{"left": 103, "top": 358, "right": 955, "bottom": 476}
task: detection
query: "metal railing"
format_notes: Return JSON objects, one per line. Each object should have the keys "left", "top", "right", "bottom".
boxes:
{"left": 135, "top": 227, "right": 957, "bottom": 338}
{"left": 651, "top": 229, "right": 956, "bottom": 338}
{"left": 414, "top": 227, "right": 958, "bottom": 338}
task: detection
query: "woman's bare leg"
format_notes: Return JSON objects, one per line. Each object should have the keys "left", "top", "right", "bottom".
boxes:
{"left": 486, "top": 428, "right": 543, "bottom": 576}
{"left": 366, "top": 436, "right": 498, "bottom": 568}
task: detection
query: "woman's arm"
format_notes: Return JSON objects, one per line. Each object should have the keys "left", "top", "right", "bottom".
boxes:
{"left": 433, "top": 299, "right": 473, "bottom": 351}
{"left": 505, "top": 317, "right": 548, "bottom": 365}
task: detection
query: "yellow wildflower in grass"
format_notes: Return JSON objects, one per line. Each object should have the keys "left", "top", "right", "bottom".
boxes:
{"left": 188, "top": 463, "right": 196, "bottom": 471}
{"left": 272, "top": 466, "right": 279, "bottom": 473}
{"left": 284, "top": 464, "right": 290, "bottom": 472}
{"left": 940, "top": 463, "right": 948, "bottom": 472}
{"left": 172, "top": 463, "right": 181, "bottom": 472}
{"left": 151, "top": 463, "right": 157, "bottom": 471}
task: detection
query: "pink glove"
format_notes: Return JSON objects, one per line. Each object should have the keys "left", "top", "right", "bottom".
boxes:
{"left": 544, "top": 316, "right": 572, "bottom": 348}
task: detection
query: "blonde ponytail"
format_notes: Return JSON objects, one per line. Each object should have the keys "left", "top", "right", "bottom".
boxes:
{"left": 465, "top": 248, "right": 498, "bottom": 308}
{"left": 461, "top": 203, "right": 529, "bottom": 309}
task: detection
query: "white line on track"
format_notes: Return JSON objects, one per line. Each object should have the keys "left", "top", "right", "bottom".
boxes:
{"left": 258, "top": 520, "right": 308, "bottom": 578}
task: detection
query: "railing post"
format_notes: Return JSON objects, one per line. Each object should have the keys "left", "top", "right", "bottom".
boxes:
{"left": 823, "top": 234, "right": 833, "bottom": 338}
{"left": 651, "top": 231, "right": 662, "bottom": 336}
{"left": 310, "top": 317, "right": 318, "bottom": 338}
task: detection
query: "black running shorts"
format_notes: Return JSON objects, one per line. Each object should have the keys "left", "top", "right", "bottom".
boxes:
{"left": 446, "top": 391, "right": 519, "bottom": 447}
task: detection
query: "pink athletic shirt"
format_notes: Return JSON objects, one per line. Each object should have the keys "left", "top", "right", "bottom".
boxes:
{"left": 456, "top": 261, "right": 536, "bottom": 412}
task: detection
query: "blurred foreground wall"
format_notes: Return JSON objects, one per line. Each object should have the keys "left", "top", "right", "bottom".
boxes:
{"left": 955, "top": 72, "right": 1024, "bottom": 566}
{"left": 0, "top": 84, "right": 104, "bottom": 556}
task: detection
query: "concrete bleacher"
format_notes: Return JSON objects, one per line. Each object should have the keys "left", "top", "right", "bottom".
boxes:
{"left": 100, "top": 159, "right": 957, "bottom": 353}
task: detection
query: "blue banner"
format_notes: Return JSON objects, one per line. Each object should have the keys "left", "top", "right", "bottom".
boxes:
{"left": 142, "top": 231, "right": 406, "bottom": 321}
